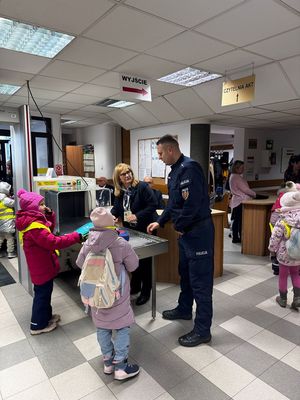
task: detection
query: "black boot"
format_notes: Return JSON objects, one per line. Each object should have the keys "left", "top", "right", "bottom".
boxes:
{"left": 291, "top": 287, "right": 300, "bottom": 311}
{"left": 276, "top": 291, "right": 287, "bottom": 308}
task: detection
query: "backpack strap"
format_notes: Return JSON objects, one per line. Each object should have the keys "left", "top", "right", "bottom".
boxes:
{"left": 281, "top": 220, "right": 291, "bottom": 239}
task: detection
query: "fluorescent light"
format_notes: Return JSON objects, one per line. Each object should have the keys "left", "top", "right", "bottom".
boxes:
{"left": 0, "top": 84, "right": 21, "bottom": 95}
{"left": 0, "top": 17, "right": 74, "bottom": 58}
{"left": 158, "top": 67, "right": 222, "bottom": 87}
{"left": 61, "top": 120, "right": 77, "bottom": 125}
{"left": 107, "top": 100, "right": 135, "bottom": 108}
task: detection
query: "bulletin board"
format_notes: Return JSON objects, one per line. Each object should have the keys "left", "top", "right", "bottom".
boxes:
{"left": 138, "top": 138, "right": 166, "bottom": 180}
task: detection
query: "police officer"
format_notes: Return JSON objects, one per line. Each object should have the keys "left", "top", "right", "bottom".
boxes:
{"left": 147, "top": 135, "right": 214, "bottom": 347}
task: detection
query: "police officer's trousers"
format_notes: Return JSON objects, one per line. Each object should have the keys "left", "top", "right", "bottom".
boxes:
{"left": 177, "top": 218, "right": 214, "bottom": 337}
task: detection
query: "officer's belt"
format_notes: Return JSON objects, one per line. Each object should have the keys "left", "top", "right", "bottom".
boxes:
{"left": 182, "top": 217, "right": 211, "bottom": 233}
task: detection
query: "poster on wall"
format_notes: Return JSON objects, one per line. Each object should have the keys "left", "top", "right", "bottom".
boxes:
{"left": 281, "top": 148, "right": 294, "bottom": 173}
{"left": 245, "top": 156, "right": 255, "bottom": 179}
{"left": 151, "top": 139, "right": 165, "bottom": 178}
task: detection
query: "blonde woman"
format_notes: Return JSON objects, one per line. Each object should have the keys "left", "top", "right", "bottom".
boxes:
{"left": 111, "top": 163, "right": 156, "bottom": 305}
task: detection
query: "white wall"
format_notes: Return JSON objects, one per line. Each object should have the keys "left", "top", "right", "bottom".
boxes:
{"left": 130, "top": 121, "right": 194, "bottom": 176}
{"left": 74, "top": 122, "right": 121, "bottom": 179}
{"left": 244, "top": 128, "right": 300, "bottom": 180}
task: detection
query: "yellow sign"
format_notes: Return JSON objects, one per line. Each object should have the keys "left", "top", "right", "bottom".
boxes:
{"left": 222, "top": 75, "right": 255, "bottom": 106}
{"left": 37, "top": 181, "right": 58, "bottom": 186}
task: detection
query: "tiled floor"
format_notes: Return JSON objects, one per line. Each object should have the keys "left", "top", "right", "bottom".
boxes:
{"left": 0, "top": 231, "right": 299, "bottom": 400}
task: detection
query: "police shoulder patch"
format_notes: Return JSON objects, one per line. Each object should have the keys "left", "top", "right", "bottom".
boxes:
{"left": 182, "top": 187, "right": 189, "bottom": 200}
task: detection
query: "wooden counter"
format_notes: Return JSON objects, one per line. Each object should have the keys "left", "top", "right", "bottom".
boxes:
{"left": 155, "top": 209, "right": 224, "bottom": 284}
{"left": 242, "top": 196, "right": 276, "bottom": 256}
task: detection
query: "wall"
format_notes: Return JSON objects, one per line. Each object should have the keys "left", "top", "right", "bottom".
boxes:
{"left": 244, "top": 128, "right": 300, "bottom": 180}
{"left": 130, "top": 121, "right": 194, "bottom": 177}
{"left": 72, "top": 122, "right": 121, "bottom": 179}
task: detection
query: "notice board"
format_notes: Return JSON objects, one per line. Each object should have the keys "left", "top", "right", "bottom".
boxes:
{"left": 138, "top": 138, "right": 165, "bottom": 180}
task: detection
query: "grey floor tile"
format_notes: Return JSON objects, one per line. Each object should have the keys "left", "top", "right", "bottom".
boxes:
{"left": 226, "top": 342, "right": 278, "bottom": 376}
{"left": 232, "top": 288, "right": 268, "bottom": 307}
{"left": 267, "top": 318, "right": 300, "bottom": 345}
{"left": 240, "top": 307, "right": 280, "bottom": 329}
{"left": 27, "top": 325, "right": 71, "bottom": 355}
{"left": 139, "top": 351, "right": 196, "bottom": 391}
{"left": 213, "top": 271, "right": 237, "bottom": 284}
{"left": 169, "top": 372, "right": 230, "bottom": 400}
{"left": 130, "top": 334, "right": 170, "bottom": 360}
{"left": 12, "top": 302, "right": 32, "bottom": 324}
{"left": 260, "top": 360, "right": 300, "bottom": 400}
{"left": 61, "top": 316, "right": 95, "bottom": 341}
{"left": 210, "top": 326, "right": 245, "bottom": 355}
{"left": 4, "top": 292, "right": 33, "bottom": 310}
{"left": 151, "top": 321, "right": 191, "bottom": 350}
{"left": 130, "top": 323, "right": 148, "bottom": 342}
{"left": 249, "top": 282, "right": 278, "bottom": 299}
{"left": 0, "top": 282, "right": 28, "bottom": 300}
{"left": 0, "top": 339, "right": 35, "bottom": 371}
{"left": 212, "top": 305, "right": 235, "bottom": 327}
{"left": 224, "top": 252, "right": 268, "bottom": 265}
{"left": 38, "top": 341, "right": 86, "bottom": 377}
{"left": 215, "top": 296, "right": 251, "bottom": 317}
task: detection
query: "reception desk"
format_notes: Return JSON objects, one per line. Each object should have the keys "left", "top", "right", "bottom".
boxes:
{"left": 155, "top": 209, "right": 224, "bottom": 284}
{"left": 242, "top": 196, "right": 276, "bottom": 256}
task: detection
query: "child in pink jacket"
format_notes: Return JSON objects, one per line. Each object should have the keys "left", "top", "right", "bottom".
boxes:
{"left": 15, "top": 189, "right": 81, "bottom": 335}
{"left": 76, "top": 207, "right": 140, "bottom": 381}
{"left": 268, "top": 191, "right": 300, "bottom": 310}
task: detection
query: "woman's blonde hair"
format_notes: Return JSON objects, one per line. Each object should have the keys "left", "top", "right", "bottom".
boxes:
{"left": 113, "top": 163, "right": 139, "bottom": 197}
{"left": 231, "top": 160, "right": 244, "bottom": 174}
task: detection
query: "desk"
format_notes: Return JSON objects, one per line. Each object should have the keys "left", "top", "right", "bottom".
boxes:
{"left": 242, "top": 196, "right": 276, "bottom": 256}
{"left": 155, "top": 209, "right": 224, "bottom": 284}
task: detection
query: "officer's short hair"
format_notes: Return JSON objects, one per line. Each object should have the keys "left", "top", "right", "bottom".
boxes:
{"left": 157, "top": 135, "right": 179, "bottom": 149}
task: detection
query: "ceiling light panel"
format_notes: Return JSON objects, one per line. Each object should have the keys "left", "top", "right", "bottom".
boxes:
{"left": 0, "top": 83, "right": 21, "bottom": 95}
{"left": 0, "top": 17, "right": 74, "bottom": 58}
{"left": 158, "top": 67, "right": 222, "bottom": 87}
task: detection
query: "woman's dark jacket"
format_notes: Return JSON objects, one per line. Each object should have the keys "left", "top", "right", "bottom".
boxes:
{"left": 111, "top": 181, "right": 157, "bottom": 233}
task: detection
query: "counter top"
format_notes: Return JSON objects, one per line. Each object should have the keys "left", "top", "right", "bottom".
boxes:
{"left": 242, "top": 195, "right": 276, "bottom": 205}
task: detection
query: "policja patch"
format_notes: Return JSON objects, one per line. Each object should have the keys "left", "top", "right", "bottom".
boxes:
{"left": 182, "top": 187, "right": 189, "bottom": 200}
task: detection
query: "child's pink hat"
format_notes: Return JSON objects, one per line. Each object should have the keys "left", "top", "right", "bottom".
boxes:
{"left": 17, "top": 189, "right": 44, "bottom": 211}
{"left": 90, "top": 207, "right": 114, "bottom": 228}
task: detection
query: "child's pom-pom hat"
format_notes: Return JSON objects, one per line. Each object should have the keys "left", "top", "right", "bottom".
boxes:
{"left": 90, "top": 207, "right": 114, "bottom": 228}
{"left": 17, "top": 189, "right": 44, "bottom": 212}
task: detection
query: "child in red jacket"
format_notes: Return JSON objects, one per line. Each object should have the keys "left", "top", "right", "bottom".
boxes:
{"left": 16, "top": 189, "right": 81, "bottom": 335}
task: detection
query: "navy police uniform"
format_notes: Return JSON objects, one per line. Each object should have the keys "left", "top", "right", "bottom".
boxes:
{"left": 158, "top": 154, "right": 214, "bottom": 337}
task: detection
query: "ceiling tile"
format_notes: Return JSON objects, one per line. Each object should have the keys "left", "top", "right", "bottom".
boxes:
{"left": 71, "top": 84, "right": 119, "bottom": 98}
{"left": 122, "top": 104, "right": 160, "bottom": 126}
{"left": 262, "top": 99, "right": 300, "bottom": 111}
{"left": 125, "top": 0, "right": 244, "bottom": 28}
{"left": 147, "top": 31, "right": 233, "bottom": 65}
{"left": 17, "top": 87, "right": 65, "bottom": 100}
{"left": 280, "top": 55, "right": 300, "bottom": 96}
{"left": 89, "top": 72, "right": 120, "bottom": 88}
{"left": 115, "top": 54, "right": 184, "bottom": 79}
{"left": 30, "top": 76, "right": 82, "bottom": 92}
{"left": 5, "top": 95, "right": 50, "bottom": 106}
{"left": 0, "top": 69, "right": 33, "bottom": 86}
{"left": 84, "top": 6, "right": 184, "bottom": 52}
{"left": 57, "top": 93, "right": 100, "bottom": 105}
{"left": 195, "top": 0, "right": 300, "bottom": 47}
{"left": 222, "top": 107, "right": 271, "bottom": 117}
{"left": 80, "top": 105, "right": 114, "bottom": 114}
{"left": 252, "top": 62, "right": 298, "bottom": 105}
{"left": 108, "top": 109, "right": 140, "bottom": 129}
{"left": 40, "top": 60, "right": 105, "bottom": 82}
{"left": 58, "top": 38, "right": 138, "bottom": 69}
{"left": 0, "top": 49, "right": 50, "bottom": 74}
{"left": 43, "top": 100, "right": 82, "bottom": 110}
{"left": 165, "top": 88, "right": 214, "bottom": 118}
{"left": 65, "top": 110, "right": 100, "bottom": 118}
{"left": 142, "top": 97, "right": 183, "bottom": 123}
{"left": 0, "top": 0, "right": 114, "bottom": 35}
{"left": 149, "top": 80, "right": 179, "bottom": 97}
{"left": 194, "top": 50, "right": 271, "bottom": 75}
{"left": 280, "top": 0, "right": 300, "bottom": 12}
{"left": 245, "top": 28, "right": 300, "bottom": 60}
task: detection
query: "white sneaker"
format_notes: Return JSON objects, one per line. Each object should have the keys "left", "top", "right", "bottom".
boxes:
{"left": 30, "top": 322, "right": 57, "bottom": 335}
{"left": 49, "top": 314, "right": 61, "bottom": 324}
{"left": 7, "top": 252, "right": 17, "bottom": 259}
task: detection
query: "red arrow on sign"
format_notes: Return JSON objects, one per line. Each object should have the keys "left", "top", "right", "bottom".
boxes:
{"left": 122, "top": 87, "right": 148, "bottom": 96}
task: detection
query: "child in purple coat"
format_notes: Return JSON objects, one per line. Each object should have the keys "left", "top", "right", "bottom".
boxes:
{"left": 268, "top": 191, "right": 300, "bottom": 310}
{"left": 76, "top": 207, "right": 140, "bottom": 381}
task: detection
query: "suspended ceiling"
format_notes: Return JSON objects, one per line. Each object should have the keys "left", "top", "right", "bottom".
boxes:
{"left": 0, "top": 0, "right": 299, "bottom": 130}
